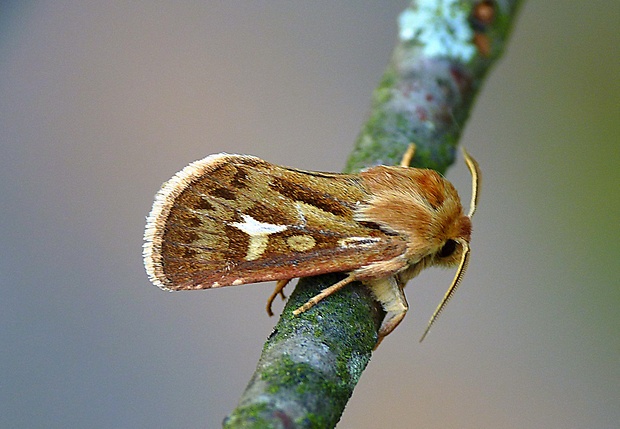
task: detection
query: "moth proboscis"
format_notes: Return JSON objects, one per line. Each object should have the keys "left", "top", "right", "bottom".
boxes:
{"left": 143, "top": 145, "right": 481, "bottom": 345}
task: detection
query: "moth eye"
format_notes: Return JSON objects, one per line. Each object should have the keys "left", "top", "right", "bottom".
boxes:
{"left": 438, "top": 239, "right": 457, "bottom": 258}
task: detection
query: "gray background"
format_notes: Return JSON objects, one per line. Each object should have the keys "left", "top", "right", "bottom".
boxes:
{"left": 1, "top": 1, "right": 618, "bottom": 428}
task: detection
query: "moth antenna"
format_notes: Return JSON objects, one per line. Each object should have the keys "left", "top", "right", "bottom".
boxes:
{"left": 400, "top": 143, "right": 416, "bottom": 167}
{"left": 420, "top": 242, "right": 471, "bottom": 342}
{"left": 461, "top": 147, "right": 481, "bottom": 218}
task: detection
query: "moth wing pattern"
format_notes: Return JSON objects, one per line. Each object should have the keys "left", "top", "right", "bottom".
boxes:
{"left": 144, "top": 154, "right": 408, "bottom": 291}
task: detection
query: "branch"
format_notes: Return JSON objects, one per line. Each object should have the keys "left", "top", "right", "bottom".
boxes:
{"left": 224, "top": 1, "right": 521, "bottom": 427}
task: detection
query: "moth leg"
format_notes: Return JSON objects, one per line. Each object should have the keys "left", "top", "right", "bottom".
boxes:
{"left": 400, "top": 143, "right": 416, "bottom": 167}
{"left": 266, "top": 279, "right": 291, "bottom": 317}
{"left": 292, "top": 274, "right": 357, "bottom": 315}
{"left": 365, "top": 276, "right": 409, "bottom": 348}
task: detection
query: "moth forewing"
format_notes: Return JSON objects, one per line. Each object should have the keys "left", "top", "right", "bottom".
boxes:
{"left": 143, "top": 153, "right": 408, "bottom": 292}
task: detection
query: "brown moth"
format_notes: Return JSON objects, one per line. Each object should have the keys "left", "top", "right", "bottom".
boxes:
{"left": 143, "top": 146, "right": 480, "bottom": 343}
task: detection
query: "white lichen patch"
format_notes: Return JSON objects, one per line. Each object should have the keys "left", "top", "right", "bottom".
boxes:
{"left": 398, "top": 0, "right": 476, "bottom": 62}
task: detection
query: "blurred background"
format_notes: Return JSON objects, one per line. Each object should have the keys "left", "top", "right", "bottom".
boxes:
{"left": 1, "top": 1, "right": 618, "bottom": 428}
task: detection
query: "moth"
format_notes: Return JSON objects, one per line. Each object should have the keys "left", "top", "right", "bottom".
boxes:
{"left": 143, "top": 145, "right": 480, "bottom": 343}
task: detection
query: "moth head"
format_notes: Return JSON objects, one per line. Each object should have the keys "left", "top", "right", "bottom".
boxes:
{"left": 432, "top": 234, "right": 468, "bottom": 267}
{"left": 420, "top": 148, "right": 481, "bottom": 342}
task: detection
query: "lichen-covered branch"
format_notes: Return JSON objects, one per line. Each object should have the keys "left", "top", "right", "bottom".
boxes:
{"left": 224, "top": 1, "right": 521, "bottom": 428}
{"left": 346, "top": 0, "right": 522, "bottom": 174}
